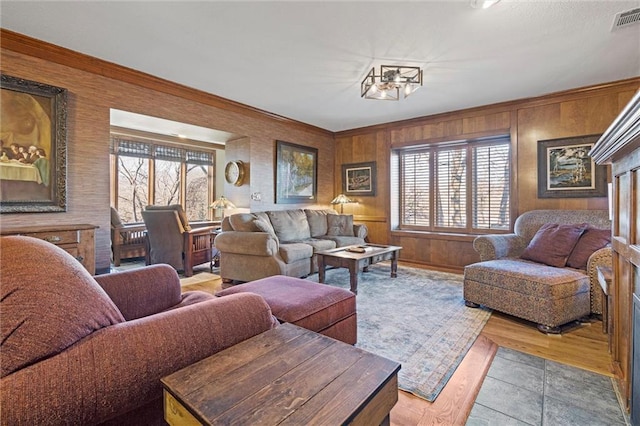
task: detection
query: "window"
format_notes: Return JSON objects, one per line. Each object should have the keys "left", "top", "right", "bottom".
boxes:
{"left": 111, "top": 136, "right": 216, "bottom": 222}
{"left": 394, "top": 136, "right": 511, "bottom": 233}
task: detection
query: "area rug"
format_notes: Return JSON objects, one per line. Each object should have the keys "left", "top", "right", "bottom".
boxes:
{"left": 307, "top": 263, "right": 492, "bottom": 402}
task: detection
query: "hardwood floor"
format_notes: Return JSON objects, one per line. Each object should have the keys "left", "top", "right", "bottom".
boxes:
{"left": 390, "top": 312, "right": 612, "bottom": 426}
{"left": 176, "top": 268, "right": 613, "bottom": 426}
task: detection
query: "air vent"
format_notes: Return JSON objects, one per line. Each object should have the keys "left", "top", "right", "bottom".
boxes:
{"left": 611, "top": 8, "right": 640, "bottom": 31}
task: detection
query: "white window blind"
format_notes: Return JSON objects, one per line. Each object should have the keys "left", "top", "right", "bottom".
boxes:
{"left": 394, "top": 136, "right": 510, "bottom": 233}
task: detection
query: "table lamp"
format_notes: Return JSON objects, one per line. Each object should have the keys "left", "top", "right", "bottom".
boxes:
{"left": 330, "top": 194, "right": 354, "bottom": 214}
{"left": 210, "top": 196, "right": 236, "bottom": 218}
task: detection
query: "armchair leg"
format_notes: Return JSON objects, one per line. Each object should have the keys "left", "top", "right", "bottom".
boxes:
{"left": 465, "top": 300, "right": 480, "bottom": 308}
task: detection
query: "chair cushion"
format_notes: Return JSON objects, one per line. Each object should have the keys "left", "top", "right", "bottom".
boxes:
{"left": 110, "top": 206, "right": 123, "bottom": 227}
{"left": 1, "top": 236, "right": 125, "bottom": 378}
{"left": 520, "top": 223, "right": 586, "bottom": 267}
{"left": 566, "top": 227, "right": 611, "bottom": 270}
{"left": 215, "top": 275, "right": 356, "bottom": 335}
{"left": 464, "top": 259, "right": 589, "bottom": 298}
{"left": 145, "top": 204, "right": 191, "bottom": 231}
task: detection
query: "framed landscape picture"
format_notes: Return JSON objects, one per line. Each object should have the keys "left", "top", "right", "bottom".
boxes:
{"left": 275, "top": 140, "right": 317, "bottom": 204}
{"left": 0, "top": 74, "right": 68, "bottom": 213}
{"left": 537, "top": 134, "right": 606, "bottom": 198}
{"left": 342, "top": 161, "right": 376, "bottom": 196}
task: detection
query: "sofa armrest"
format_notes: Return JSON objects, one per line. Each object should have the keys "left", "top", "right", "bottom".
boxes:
{"left": 473, "top": 234, "right": 527, "bottom": 261}
{"left": 94, "top": 264, "right": 182, "bottom": 320}
{"left": 215, "top": 231, "right": 278, "bottom": 256}
{"left": 353, "top": 223, "right": 368, "bottom": 239}
{"left": 1, "top": 293, "right": 277, "bottom": 426}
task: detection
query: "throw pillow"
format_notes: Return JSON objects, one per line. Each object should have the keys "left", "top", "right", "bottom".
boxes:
{"left": 1, "top": 237, "right": 125, "bottom": 378}
{"left": 566, "top": 227, "right": 611, "bottom": 269}
{"left": 253, "top": 218, "right": 279, "bottom": 244}
{"left": 327, "top": 214, "right": 355, "bottom": 237}
{"left": 229, "top": 213, "right": 260, "bottom": 232}
{"left": 520, "top": 223, "right": 586, "bottom": 267}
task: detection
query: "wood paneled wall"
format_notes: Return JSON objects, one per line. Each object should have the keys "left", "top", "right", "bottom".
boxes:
{"left": 0, "top": 31, "right": 334, "bottom": 273}
{"left": 336, "top": 80, "right": 639, "bottom": 272}
{"left": 2, "top": 30, "right": 638, "bottom": 273}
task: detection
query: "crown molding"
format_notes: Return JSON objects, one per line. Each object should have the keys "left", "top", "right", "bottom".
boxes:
{"left": 0, "top": 29, "right": 333, "bottom": 137}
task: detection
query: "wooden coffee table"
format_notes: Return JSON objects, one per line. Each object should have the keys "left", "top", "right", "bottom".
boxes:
{"left": 161, "top": 323, "right": 400, "bottom": 426}
{"left": 316, "top": 244, "right": 402, "bottom": 294}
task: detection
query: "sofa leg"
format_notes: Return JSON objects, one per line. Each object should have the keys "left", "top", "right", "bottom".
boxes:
{"left": 464, "top": 300, "right": 480, "bottom": 308}
{"left": 537, "top": 324, "right": 561, "bottom": 334}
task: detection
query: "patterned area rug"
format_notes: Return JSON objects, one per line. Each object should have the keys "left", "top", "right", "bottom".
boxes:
{"left": 307, "top": 263, "right": 492, "bottom": 402}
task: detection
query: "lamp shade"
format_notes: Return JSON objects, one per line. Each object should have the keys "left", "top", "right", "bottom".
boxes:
{"left": 330, "top": 194, "right": 353, "bottom": 205}
{"left": 209, "top": 196, "right": 236, "bottom": 210}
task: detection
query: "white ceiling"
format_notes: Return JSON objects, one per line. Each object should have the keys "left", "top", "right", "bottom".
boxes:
{"left": 2, "top": 1, "right": 639, "bottom": 133}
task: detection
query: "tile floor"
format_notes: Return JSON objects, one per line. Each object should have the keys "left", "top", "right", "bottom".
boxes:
{"left": 466, "top": 347, "right": 629, "bottom": 426}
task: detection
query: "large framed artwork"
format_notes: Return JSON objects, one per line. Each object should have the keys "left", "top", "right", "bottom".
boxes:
{"left": 342, "top": 161, "right": 376, "bottom": 196}
{"left": 0, "top": 74, "right": 68, "bottom": 213}
{"left": 275, "top": 140, "right": 317, "bottom": 204}
{"left": 537, "top": 134, "right": 606, "bottom": 198}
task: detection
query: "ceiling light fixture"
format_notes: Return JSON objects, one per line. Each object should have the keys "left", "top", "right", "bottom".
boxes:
{"left": 470, "top": 0, "right": 500, "bottom": 9}
{"left": 361, "top": 65, "right": 423, "bottom": 101}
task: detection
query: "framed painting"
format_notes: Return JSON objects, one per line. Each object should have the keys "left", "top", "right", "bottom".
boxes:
{"left": 537, "top": 134, "right": 606, "bottom": 198}
{"left": 342, "top": 161, "right": 376, "bottom": 196}
{"left": 0, "top": 74, "right": 68, "bottom": 213}
{"left": 275, "top": 140, "right": 317, "bottom": 204}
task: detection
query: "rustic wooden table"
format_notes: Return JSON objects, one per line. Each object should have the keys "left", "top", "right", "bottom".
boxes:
{"left": 162, "top": 323, "right": 400, "bottom": 426}
{"left": 316, "top": 244, "right": 402, "bottom": 294}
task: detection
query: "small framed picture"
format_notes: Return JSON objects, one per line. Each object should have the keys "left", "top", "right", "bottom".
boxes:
{"left": 537, "top": 135, "right": 606, "bottom": 198}
{"left": 342, "top": 161, "right": 376, "bottom": 196}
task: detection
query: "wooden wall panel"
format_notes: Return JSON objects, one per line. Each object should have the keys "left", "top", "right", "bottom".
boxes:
{"left": 1, "top": 46, "right": 333, "bottom": 272}
{"left": 337, "top": 80, "right": 639, "bottom": 271}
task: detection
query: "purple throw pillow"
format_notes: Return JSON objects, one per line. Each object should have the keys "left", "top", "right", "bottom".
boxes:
{"left": 566, "top": 227, "right": 611, "bottom": 269}
{"left": 521, "top": 223, "right": 587, "bottom": 267}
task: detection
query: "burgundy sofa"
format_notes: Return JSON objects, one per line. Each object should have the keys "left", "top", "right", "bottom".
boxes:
{"left": 1, "top": 236, "right": 277, "bottom": 425}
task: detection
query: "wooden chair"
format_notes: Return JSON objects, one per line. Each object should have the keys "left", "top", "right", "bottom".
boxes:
{"left": 142, "top": 204, "right": 216, "bottom": 277}
{"left": 110, "top": 207, "right": 146, "bottom": 266}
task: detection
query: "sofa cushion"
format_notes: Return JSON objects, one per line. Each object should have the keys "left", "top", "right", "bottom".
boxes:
{"left": 521, "top": 223, "right": 586, "bottom": 267}
{"left": 319, "top": 235, "right": 365, "bottom": 247}
{"left": 327, "top": 214, "right": 355, "bottom": 237}
{"left": 267, "top": 209, "right": 311, "bottom": 242}
{"left": 464, "top": 259, "right": 589, "bottom": 298}
{"left": 566, "top": 227, "right": 611, "bottom": 270}
{"left": 279, "top": 243, "right": 314, "bottom": 263}
{"left": 1, "top": 236, "right": 125, "bottom": 378}
{"left": 305, "top": 209, "right": 334, "bottom": 237}
{"left": 229, "top": 213, "right": 260, "bottom": 232}
{"left": 291, "top": 238, "right": 336, "bottom": 252}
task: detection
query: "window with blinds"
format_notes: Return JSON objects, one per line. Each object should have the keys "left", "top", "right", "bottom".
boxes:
{"left": 110, "top": 136, "right": 217, "bottom": 222}
{"left": 395, "top": 136, "right": 510, "bottom": 233}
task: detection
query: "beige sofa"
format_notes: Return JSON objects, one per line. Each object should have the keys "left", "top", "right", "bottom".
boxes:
{"left": 463, "top": 209, "right": 611, "bottom": 333}
{"left": 214, "top": 209, "right": 367, "bottom": 283}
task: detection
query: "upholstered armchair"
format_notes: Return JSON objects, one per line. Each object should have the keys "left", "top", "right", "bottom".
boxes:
{"left": 110, "top": 207, "right": 146, "bottom": 266}
{"left": 142, "top": 204, "right": 217, "bottom": 277}
{"left": 0, "top": 236, "right": 277, "bottom": 425}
